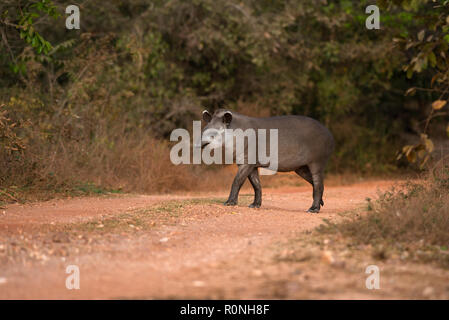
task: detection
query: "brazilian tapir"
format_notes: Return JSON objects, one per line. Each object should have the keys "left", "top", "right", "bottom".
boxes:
{"left": 201, "top": 109, "right": 334, "bottom": 213}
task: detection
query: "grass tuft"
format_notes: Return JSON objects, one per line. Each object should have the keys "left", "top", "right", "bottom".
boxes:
{"left": 318, "top": 161, "right": 449, "bottom": 267}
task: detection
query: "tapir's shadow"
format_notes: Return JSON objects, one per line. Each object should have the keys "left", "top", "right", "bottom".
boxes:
{"left": 244, "top": 204, "right": 311, "bottom": 213}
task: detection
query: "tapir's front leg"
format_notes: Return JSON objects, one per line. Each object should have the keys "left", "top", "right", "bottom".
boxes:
{"left": 225, "top": 165, "right": 255, "bottom": 206}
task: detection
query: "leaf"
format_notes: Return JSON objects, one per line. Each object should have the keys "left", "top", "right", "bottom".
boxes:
{"left": 405, "top": 87, "right": 416, "bottom": 96}
{"left": 417, "top": 30, "right": 425, "bottom": 41}
{"left": 424, "top": 138, "right": 434, "bottom": 153}
{"left": 420, "top": 154, "right": 430, "bottom": 170}
{"left": 417, "top": 149, "right": 426, "bottom": 159}
{"left": 406, "top": 149, "right": 417, "bottom": 163}
{"left": 431, "top": 74, "right": 439, "bottom": 87}
{"left": 406, "top": 42, "right": 415, "bottom": 50}
{"left": 432, "top": 100, "right": 447, "bottom": 110}
{"left": 445, "top": 34, "right": 449, "bottom": 44}
{"left": 402, "top": 145, "right": 414, "bottom": 155}
{"left": 428, "top": 51, "right": 437, "bottom": 67}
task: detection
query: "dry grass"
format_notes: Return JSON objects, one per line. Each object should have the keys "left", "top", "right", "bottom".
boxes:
{"left": 0, "top": 122, "right": 238, "bottom": 204}
{"left": 319, "top": 160, "right": 449, "bottom": 267}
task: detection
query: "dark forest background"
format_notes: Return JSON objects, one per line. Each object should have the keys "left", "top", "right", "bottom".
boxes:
{"left": 1, "top": 0, "right": 448, "bottom": 201}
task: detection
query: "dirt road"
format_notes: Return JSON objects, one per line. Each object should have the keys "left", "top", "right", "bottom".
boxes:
{"left": 1, "top": 179, "right": 448, "bottom": 299}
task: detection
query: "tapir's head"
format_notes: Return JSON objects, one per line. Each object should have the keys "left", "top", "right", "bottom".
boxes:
{"left": 200, "top": 109, "right": 233, "bottom": 149}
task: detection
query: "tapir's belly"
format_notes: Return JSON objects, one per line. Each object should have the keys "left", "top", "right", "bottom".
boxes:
{"left": 265, "top": 141, "right": 309, "bottom": 172}
{"left": 255, "top": 127, "right": 330, "bottom": 171}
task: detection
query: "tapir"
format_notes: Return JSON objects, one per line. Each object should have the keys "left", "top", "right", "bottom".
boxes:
{"left": 201, "top": 109, "right": 334, "bottom": 213}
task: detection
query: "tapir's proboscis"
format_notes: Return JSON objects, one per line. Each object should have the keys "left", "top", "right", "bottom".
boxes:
{"left": 201, "top": 109, "right": 334, "bottom": 213}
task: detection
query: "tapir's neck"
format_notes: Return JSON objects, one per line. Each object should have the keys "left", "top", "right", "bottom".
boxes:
{"left": 228, "top": 112, "right": 255, "bottom": 130}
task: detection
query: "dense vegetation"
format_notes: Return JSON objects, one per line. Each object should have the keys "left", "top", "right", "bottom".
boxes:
{"left": 1, "top": 0, "right": 448, "bottom": 201}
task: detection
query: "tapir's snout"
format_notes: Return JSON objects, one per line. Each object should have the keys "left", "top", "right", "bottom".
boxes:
{"left": 193, "top": 131, "right": 212, "bottom": 149}
{"left": 198, "top": 128, "right": 221, "bottom": 149}
{"left": 200, "top": 140, "right": 210, "bottom": 149}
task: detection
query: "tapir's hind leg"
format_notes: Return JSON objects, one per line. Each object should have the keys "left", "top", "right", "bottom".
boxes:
{"left": 308, "top": 172, "right": 324, "bottom": 213}
{"left": 306, "top": 163, "right": 325, "bottom": 213}
{"left": 295, "top": 165, "right": 313, "bottom": 185}
{"left": 248, "top": 168, "right": 262, "bottom": 208}
{"left": 295, "top": 165, "right": 324, "bottom": 209}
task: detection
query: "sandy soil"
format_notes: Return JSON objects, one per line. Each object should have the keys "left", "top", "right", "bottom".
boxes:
{"left": 0, "top": 179, "right": 448, "bottom": 299}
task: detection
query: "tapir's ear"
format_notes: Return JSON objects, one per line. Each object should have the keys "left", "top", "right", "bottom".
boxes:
{"left": 223, "top": 111, "right": 232, "bottom": 125}
{"left": 202, "top": 110, "right": 212, "bottom": 123}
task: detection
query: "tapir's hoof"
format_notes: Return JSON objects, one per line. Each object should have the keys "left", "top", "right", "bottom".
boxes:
{"left": 307, "top": 207, "right": 320, "bottom": 214}
{"left": 249, "top": 203, "right": 261, "bottom": 208}
{"left": 224, "top": 200, "right": 237, "bottom": 206}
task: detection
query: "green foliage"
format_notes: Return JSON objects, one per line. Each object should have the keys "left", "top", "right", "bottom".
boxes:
{"left": 1, "top": 0, "right": 59, "bottom": 77}
{"left": 383, "top": 0, "right": 449, "bottom": 168}
{"left": 17, "top": 0, "right": 58, "bottom": 55}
